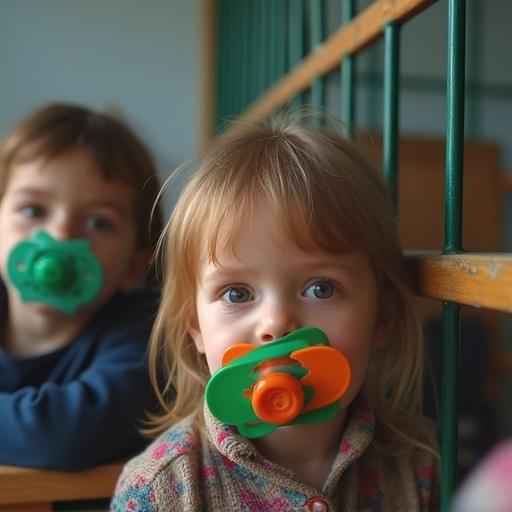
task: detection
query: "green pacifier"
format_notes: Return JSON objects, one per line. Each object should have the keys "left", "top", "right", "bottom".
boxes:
{"left": 205, "top": 327, "right": 351, "bottom": 438}
{"left": 7, "top": 230, "right": 103, "bottom": 314}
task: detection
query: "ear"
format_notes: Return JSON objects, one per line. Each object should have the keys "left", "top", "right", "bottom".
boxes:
{"left": 372, "top": 290, "right": 396, "bottom": 348}
{"left": 187, "top": 314, "right": 205, "bottom": 354}
{"left": 119, "top": 248, "right": 151, "bottom": 293}
{"left": 373, "top": 322, "right": 391, "bottom": 348}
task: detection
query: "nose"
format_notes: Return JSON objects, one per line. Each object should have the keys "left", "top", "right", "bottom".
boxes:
{"left": 45, "top": 213, "right": 76, "bottom": 241}
{"left": 255, "top": 302, "right": 300, "bottom": 343}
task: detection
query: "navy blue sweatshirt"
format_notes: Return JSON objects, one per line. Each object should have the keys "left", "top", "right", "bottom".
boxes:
{"left": 0, "top": 285, "right": 159, "bottom": 471}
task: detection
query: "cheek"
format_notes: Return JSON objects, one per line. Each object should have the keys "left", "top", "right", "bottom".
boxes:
{"left": 202, "top": 331, "right": 234, "bottom": 374}
{"left": 94, "top": 240, "right": 135, "bottom": 278}
{"left": 324, "top": 325, "right": 376, "bottom": 402}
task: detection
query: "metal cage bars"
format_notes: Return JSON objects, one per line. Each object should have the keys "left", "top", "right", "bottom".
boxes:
{"left": 213, "top": 1, "right": 511, "bottom": 510}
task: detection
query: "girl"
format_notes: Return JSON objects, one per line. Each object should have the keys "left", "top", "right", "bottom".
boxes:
{"left": 112, "top": 115, "right": 439, "bottom": 511}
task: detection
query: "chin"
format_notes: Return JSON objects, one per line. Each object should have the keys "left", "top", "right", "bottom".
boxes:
{"left": 27, "top": 302, "right": 65, "bottom": 315}
{"left": 25, "top": 302, "right": 79, "bottom": 318}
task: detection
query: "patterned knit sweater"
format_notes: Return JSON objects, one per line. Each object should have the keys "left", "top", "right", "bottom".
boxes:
{"left": 111, "top": 396, "right": 438, "bottom": 512}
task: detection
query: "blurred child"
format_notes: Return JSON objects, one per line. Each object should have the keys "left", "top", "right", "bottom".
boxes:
{"left": 452, "top": 439, "right": 512, "bottom": 512}
{"left": 112, "top": 114, "right": 439, "bottom": 511}
{"left": 0, "top": 103, "right": 163, "bottom": 470}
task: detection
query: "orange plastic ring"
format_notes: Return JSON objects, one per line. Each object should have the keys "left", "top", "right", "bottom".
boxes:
{"left": 251, "top": 373, "right": 304, "bottom": 425}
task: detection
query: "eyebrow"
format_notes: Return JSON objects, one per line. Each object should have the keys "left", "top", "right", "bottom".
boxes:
{"left": 201, "top": 256, "right": 363, "bottom": 283}
{"left": 201, "top": 265, "right": 246, "bottom": 283}
{"left": 10, "top": 187, "right": 50, "bottom": 199}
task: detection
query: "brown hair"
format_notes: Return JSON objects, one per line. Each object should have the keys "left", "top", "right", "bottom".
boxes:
{"left": 148, "top": 113, "right": 435, "bottom": 457}
{"left": 0, "top": 103, "right": 162, "bottom": 250}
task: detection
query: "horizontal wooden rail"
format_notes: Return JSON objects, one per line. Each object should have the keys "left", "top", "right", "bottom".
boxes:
{"left": 407, "top": 252, "right": 512, "bottom": 312}
{"left": 226, "top": 0, "right": 435, "bottom": 131}
{"left": 0, "top": 462, "right": 123, "bottom": 511}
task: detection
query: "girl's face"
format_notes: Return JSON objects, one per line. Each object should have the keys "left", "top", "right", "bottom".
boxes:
{"left": 189, "top": 200, "right": 390, "bottom": 409}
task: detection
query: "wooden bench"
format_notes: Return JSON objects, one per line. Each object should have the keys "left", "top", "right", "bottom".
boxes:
{"left": 0, "top": 463, "right": 123, "bottom": 512}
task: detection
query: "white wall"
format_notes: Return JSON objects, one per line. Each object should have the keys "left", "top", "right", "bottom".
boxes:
{"left": 0, "top": 0, "right": 201, "bottom": 213}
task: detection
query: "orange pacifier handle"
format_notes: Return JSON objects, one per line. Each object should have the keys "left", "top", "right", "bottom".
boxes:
{"left": 205, "top": 327, "right": 352, "bottom": 438}
{"left": 292, "top": 345, "right": 351, "bottom": 412}
{"left": 251, "top": 372, "right": 304, "bottom": 424}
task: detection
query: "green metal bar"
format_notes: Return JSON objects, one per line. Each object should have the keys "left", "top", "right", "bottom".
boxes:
{"left": 365, "top": 42, "right": 381, "bottom": 131}
{"left": 440, "top": 302, "right": 461, "bottom": 512}
{"left": 249, "top": 0, "right": 259, "bottom": 104}
{"left": 269, "top": 0, "right": 278, "bottom": 90}
{"left": 240, "top": 0, "right": 249, "bottom": 110}
{"left": 226, "top": 0, "right": 236, "bottom": 118}
{"left": 382, "top": 22, "right": 400, "bottom": 205}
{"left": 264, "top": 0, "right": 273, "bottom": 91}
{"left": 310, "top": 0, "right": 324, "bottom": 111}
{"left": 441, "top": 0, "right": 466, "bottom": 510}
{"left": 289, "top": 0, "right": 304, "bottom": 69}
{"left": 273, "top": 0, "right": 287, "bottom": 83}
{"left": 288, "top": 0, "right": 305, "bottom": 108}
{"left": 340, "top": 0, "right": 356, "bottom": 137}
{"left": 444, "top": 0, "right": 466, "bottom": 255}
{"left": 466, "top": 0, "right": 483, "bottom": 137}
{"left": 234, "top": 0, "right": 244, "bottom": 115}
{"left": 215, "top": 0, "right": 227, "bottom": 127}
{"left": 258, "top": 2, "right": 266, "bottom": 99}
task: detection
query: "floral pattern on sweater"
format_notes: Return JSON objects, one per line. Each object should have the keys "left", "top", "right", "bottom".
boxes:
{"left": 111, "top": 396, "right": 438, "bottom": 512}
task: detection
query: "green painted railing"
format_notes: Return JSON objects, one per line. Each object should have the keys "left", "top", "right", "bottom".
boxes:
{"left": 213, "top": 1, "right": 504, "bottom": 510}
{"left": 382, "top": 21, "right": 400, "bottom": 206}
{"left": 340, "top": 0, "right": 355, "bottom": 137}
{"left": 440, "top": 0, "right": 466, "bottom": 508}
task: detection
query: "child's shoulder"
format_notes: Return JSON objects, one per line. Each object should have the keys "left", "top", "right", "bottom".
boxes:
{"left": 100, "top": 287, "right": 158, "bottom": 327}
{"left": 112, "top": 421, "right": 201, "bottom": 508}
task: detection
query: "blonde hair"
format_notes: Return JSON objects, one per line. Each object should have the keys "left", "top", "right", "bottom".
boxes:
{"left": 148, "top": 113, "right": 435, "bottom": 456}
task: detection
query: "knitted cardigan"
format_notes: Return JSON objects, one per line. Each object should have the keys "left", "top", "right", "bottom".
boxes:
{"left": 111, "top": 396, "right": 438, "bottom": 512}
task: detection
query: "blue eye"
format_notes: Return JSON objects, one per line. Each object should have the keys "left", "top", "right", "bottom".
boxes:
{"left": 86, "top": 216, "right": 113, "bottom": 232}
{"left": 303, "top": 280, "right": 337, "bottom": 299}
{"left": 20, "top": 205, "right": 45, "bottom": 219}
{"left": 221, "top": 286, "right": 253, "bottom": 304}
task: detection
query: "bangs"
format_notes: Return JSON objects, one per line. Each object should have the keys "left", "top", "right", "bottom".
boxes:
{"left": 180, "top": 129, "right": 382, "bottom": 272}
{"left": 1, "top": 104, "right": 148, "bottom": 187}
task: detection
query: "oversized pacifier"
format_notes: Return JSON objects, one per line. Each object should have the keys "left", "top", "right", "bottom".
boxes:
{"left": 205, "top": 326, "right": 351, "bottom": 438}
{"left": 7, "top": 230, "right": 103, "bottom": 314}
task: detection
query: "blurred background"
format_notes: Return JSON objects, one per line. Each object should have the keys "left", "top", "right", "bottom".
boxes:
{"left": 0, "top": 0, "right": 201, "bottom": 210}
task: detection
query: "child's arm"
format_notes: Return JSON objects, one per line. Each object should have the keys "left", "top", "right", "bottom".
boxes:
{"left": 0, "top": 291, "right": 157, "bottom": 471}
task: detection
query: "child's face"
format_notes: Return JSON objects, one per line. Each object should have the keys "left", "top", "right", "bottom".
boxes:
{"left": 189, "top": 200, "right": 390, "bottom": 408}
{"left": 0, "top": 148, "right": 148, "bottom": 316}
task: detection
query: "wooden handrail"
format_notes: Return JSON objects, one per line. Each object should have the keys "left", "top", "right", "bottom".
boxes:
{"left": 223, "top": 0, "right": 436, "bottom": 133}
{"left": 0, "top": 462, "right": 123, "bottom": 511}
{"left": 407, "top": 252, "right": 512, "bottom": 312}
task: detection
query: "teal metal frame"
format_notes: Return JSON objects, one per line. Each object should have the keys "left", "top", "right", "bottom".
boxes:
{"left": 214, "top": 1, "right": 470, "bottom": 510}
{"left": 382, "top": 22, "right": 401, "bottom": 206}
{"left": 441, "top": 0, "right": 466, "bottom": 509}
{"left": 310, "top": 0, "right": 325, "bottom": 111}
{"left": 340, "top": 0, "right": 356, "bottom": 137}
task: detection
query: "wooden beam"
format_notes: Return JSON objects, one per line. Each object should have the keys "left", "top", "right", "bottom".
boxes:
{"left": 0, "top": 463, "right": 123, "bottom": 506}
{"left": 0, "top": 505, "right": 51, "bottom": 512}
{"left": 407, "top": 252, "right": 512, "bottom": 312}
{"left": 223, "top": 0, "right": 436, "bottom": 132}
